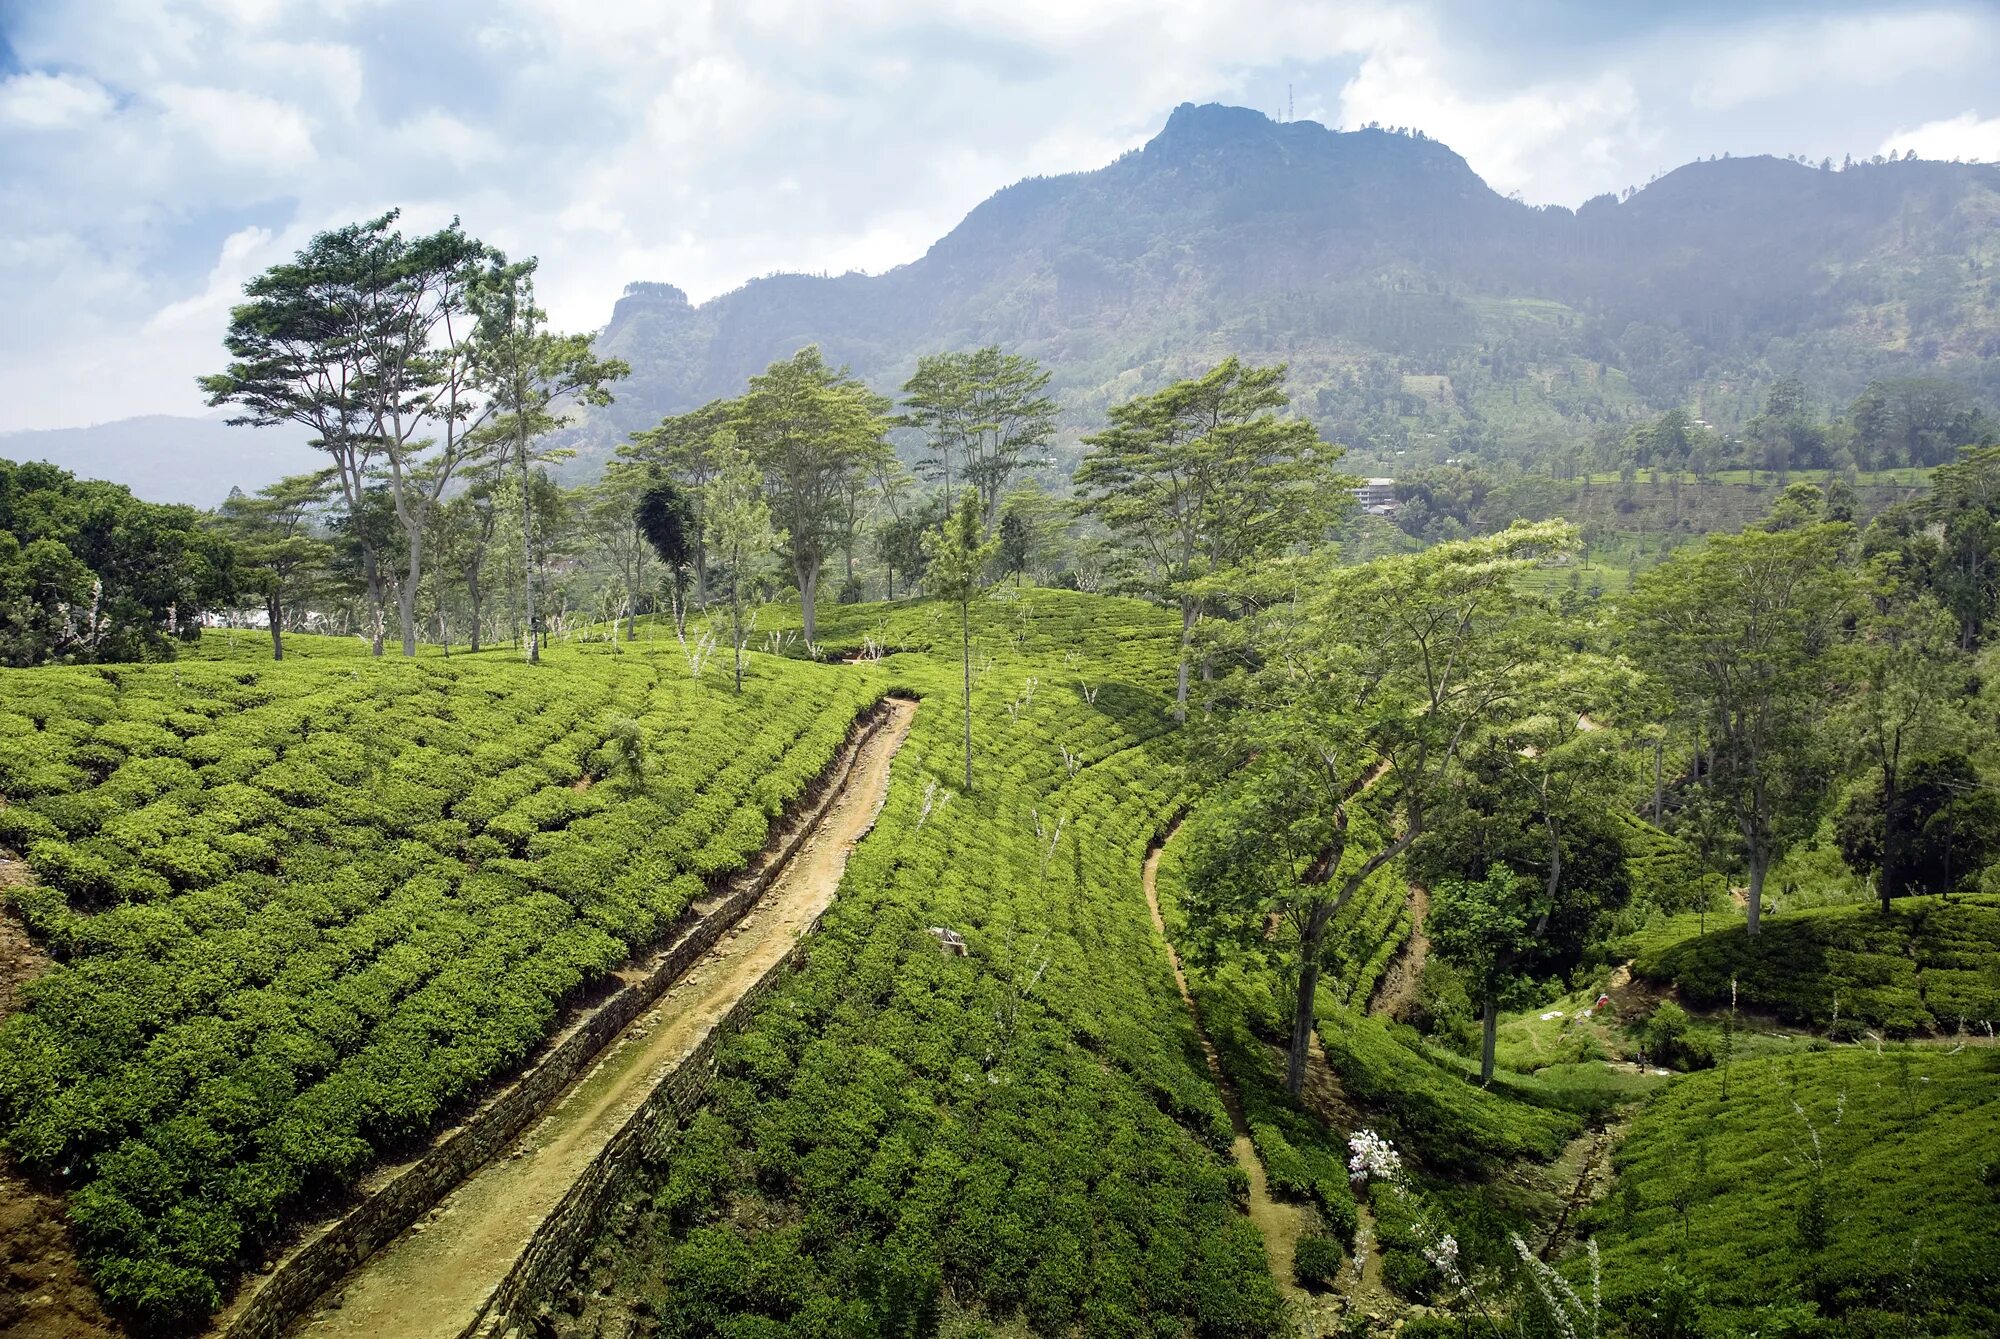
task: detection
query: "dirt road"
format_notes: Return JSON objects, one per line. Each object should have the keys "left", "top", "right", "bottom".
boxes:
{"left": 285, "top": 699, "right": 916, "bottom": 1339}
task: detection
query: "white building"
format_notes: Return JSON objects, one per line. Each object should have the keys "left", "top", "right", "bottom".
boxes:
{"left": 1351, "top": 478, "right": 1397, "bottom": 513}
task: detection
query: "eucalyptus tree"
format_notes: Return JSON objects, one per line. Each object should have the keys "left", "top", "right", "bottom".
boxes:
{"left": 622, "top": 398, "right": 733, "bottom": 606}
{"left": 589, "top": 462, "right": 659, "bottom": 644}
{"left": 900, "top": 346, "right": 1058, "bottom": 521}
{"left": 703, "top": 443, "right": 779, "bottom": 693}
{"left": 1838, "top": 581, "right": 1968, "bottom": 911}
{"left": 734, "top": 347, "right": 891, "bottom": 644}
{"left": 361, "top": 220, "right": 503, "bottom": 657}
{"left": 1624, "top": 523, "right": 1857, "bottom": 934}
{"left": 471, "top": 261, "right": 628, "bottom": 664}
{"left": 1075, "top": 357, "right": 1347, "bottom": 719}
{"left": 1186, "top": 522, "right": 1576, "bottom": 1095}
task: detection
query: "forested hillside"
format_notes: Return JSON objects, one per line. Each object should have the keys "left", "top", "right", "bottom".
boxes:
{"left": 580, "top": 103, "right": 2000, "bottom": 475}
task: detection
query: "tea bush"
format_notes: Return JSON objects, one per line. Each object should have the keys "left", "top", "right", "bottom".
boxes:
{"left": 0, "top": 642, "right": 880, "bottom": 1326}
{"left": 1587, "top": 1047, "right": 2000, "bottom": 1335}
{"left": 1634, "top": 894, "right": 2000, "bottom": 1034}
{"left": 564, "top": 609, "right": 1284, "bottom": 1336}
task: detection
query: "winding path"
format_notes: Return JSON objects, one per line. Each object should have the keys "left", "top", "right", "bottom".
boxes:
{"left": 1141, "top": 826, "right": 1308, "bottom": 1299}
{"left": 275, "top": 700, "right": 916, "bottom": 1339}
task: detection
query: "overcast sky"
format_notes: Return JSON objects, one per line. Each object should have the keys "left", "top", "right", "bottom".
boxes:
{"left": 3, "top": 0, "right": 1998, "bottom": 432}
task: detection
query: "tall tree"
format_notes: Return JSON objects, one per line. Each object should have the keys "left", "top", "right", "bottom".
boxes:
{"left": 1838, "top": 582, "right": 1967, "bottom": 911}
{"left": 1426, "top": 866, "right": 1542, "bottom": 1085}
{"left": 1423, "top": 655, "right": 1636, "bottom": 1080}
{"left": 734, "top": 347, "right": 890, "bottom": 645}
{"left": 1075, "top": 357, "right": 1346, "bottom": 720}
{"left": 1187, "top": 522, "right": 1575, "bottom": 1094}
{"left": 211, "top": 471, "right": 335, "bottom": 661}
{"left": 361, "top": 219, "right": 505, "bottom": 658}
{"left": 704, "top": 443, "right": 779, "bottom": 693}
{"left": 622, "top": 398, "right": 734, "bottom": 606}
{"left": 900, "top": 347, "right": 1058, "bottom": 521}
{"left": 1625, "top": 523, "right": 1856, "bottom": 934}
{"left": 923, "top": 492, "right": 998, "bottom": 791}
{"left": 471, "top": 261, "right": 627, "bottom": 664}
{"left": 201, "top": 214, "right": 395, "bottom": 654}
{"left": 635, "top": 475, "right": 696, "bottom": 637}
{"left": 589, "top": 463, "right": 658, "bottom": 645}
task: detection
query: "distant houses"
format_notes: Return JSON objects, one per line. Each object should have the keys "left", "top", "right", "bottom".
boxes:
{"left": 1351, "top": 477, "right": 1398, "bottom": 515}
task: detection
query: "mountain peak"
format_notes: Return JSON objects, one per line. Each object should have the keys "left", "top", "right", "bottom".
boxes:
{"left": 1148, "top": 101, "right": 1280, "bottom": 151}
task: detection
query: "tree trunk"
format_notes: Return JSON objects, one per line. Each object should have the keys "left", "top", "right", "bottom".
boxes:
{"left": 1746, "top": 850, "right": 1767, "bottom": 936}
{"left": 1286, "top": 902, "right": 1335, "bottom": 1096}
{"left": 267, "top": 593, "right": 283, "bottom": 662}
{"left": 694, "top": 537, "right": 708, "bottom": 609}
{"left": 799, "top": 561, "right": 819, "bottom": 644}
{"left": 961, "top": 600, "right": 973, "bottom": 792}
{"left": 1480, "top": 996, "right": 1498, "bottom": 1084}
{"left": 1652, "top": 733, "right": 1665, "bottom": 824}
{"left": 398, "top": 530, "right": 423, "bottom": 657}
{"left": 467, "top": 565, "right": 483, "bottom": 653}
{"left": 519, "top": 435, "right": 540, "bottom": 666}
{"left": 363, "top": 547, "right": 386, "bottom": 657}
{"left": 1880, "top": 772, "right": 1902, "bottom": 915}
{"left": 730, "top": 593, "right": 744, "bottom": 693}
{"left": 1174, "top": 598, "right": 1196, "bottom": 723}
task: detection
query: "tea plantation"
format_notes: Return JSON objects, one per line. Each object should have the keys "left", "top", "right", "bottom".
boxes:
{"left": 0, "top": 642, "right": 881, "bottom": 1323}
{"left": 1586, "top": 1046, "right": 2000, "bottom": 1335}
{"left": 557, "top": 593, "right": 1285, "bottom": 1336}
{"left": 5, "top": 591, "right": 1999, "bottom": 1338}
{"left": 1635, "top": 895, "right": 2000, "bottom": 1033}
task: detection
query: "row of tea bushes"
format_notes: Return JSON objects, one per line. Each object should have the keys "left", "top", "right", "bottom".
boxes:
{"left": 0, "top": 645, "right": 879, "bottom": 1326}
{"left": 561, "top": 644, "right": 1286, "bottom": 1337}
{"left": 1634, "top": 894, "right": 2000, "bottom": 1033}
{"left": 1586, "top": 1046, "right": 2000, "bottom": 1334}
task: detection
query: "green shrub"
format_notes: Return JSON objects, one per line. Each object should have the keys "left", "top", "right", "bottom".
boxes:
{"left": 1292, "top": 1232, "right": 1344, "bottom": 1289}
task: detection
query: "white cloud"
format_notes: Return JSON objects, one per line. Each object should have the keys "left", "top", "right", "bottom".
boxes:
{"left": 1690, "top": 9, "right": 1995, "bottom": 111}
{"left": 156, "top": 84, "right": 315, "bottom": 169}
{"left": 1881, "top": 110, "right": 2000, "bottom": 163}
{"left": 0, "top": 71, "right": 114, "bottom": 128}
{"left": 4, "top": 0, "right": 2000, "bottom": 430}
{"left": 1335, "top": 16, "right": 1645, "bottom": 202}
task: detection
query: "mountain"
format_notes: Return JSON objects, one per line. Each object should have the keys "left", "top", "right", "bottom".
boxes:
{"left": 0, "top": 414, "right": 320, "bottom": 508}
{"left": 582, "top": 102, "right": 2000, "bottom": 472}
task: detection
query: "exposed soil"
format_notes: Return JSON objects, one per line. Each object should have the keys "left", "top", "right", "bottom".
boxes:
{"left": 0, "top": 856, "right": 127, "bottom": 1339}
{"left": 1366, "top": 884, "right": 1430, "bottom": 1023}
{"left": 284, "top": 699, "right": 916, "bottom": 1339}
{"left": 1141, "top": 831, "right": 1309, "bottom": 1301}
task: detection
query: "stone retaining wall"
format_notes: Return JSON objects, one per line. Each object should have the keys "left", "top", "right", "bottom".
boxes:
{"left": 212, "top": 702, "right": 890, "bottom": 1339}
{"left": 462, "top": 915, "right": 823, "bottom": 1339}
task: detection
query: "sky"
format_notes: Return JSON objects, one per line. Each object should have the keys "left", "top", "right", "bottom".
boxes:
{"left": 2, "top": 0, "right": 1998, "bottom": 432}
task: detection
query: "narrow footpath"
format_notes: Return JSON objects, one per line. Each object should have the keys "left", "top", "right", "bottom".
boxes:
{"left": 1141, "top": 826, "right": 1308, "bottom": 1299}
{"left": 1368, "top": 884, "right": 1431, "bottom": 1021}
{"left": 283, "top": 699, "right": 916, "bottom": 1339}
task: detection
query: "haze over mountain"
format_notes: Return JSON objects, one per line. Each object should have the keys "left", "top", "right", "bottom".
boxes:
{"left": 17, "top": 100, "right": 1998, "bottom": 503}
{"left": 0, "top": 414, "right": 319, "bottom": 507}
{"left": 580, "top": 101, "right": 2000, "bottom": 473}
